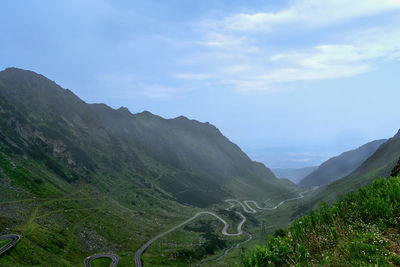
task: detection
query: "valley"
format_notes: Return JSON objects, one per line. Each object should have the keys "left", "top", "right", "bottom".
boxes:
{"left": 0, "top": 68, "right": 302, "bottom": 266}
{"left": 136, "top": 189, "right": 308, "bottom": 266}
{"left": 0, "top": 68, "right": 399, "bottom": 266}
{"left": 2, "top": 1, "right": 400, "bottom": 266}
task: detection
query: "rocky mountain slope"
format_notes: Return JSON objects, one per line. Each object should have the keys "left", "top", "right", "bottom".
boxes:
{"left": 0, "top": 67, "right": 295, "bottom": 207}
{"left": 0, "top": 68, "right": 297, "bottom": 265}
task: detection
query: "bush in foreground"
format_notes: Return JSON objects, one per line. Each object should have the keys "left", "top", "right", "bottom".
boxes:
{"left": 243, "top": 176, "right": 400, "bottom": 266}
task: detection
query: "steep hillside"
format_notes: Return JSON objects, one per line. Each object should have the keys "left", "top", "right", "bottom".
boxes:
{"left": 299, "top": 139, "right": 386, "bottom": 187}
{"left": 0, "top": 67, "right": 293, "bottom": 207}
{"left": 273, "top": 166, "right": 317, "bottom": 184}
{"left": 244, "top": 173, "right": 400, "bottom": 266}
{"left": 308, "top": 130, "right": 400, "bottom": 206}
{"left": 0, "top": 68, "right": 297, "bottom": 266}
{"left": 391, "top": 158, "right": 400, "bottom": 177}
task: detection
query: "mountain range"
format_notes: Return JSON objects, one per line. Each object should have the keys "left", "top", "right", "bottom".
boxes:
{"left": 299, "top": 139, "right": 386, "bottom": 187}
{"left": 273, "top": 166, "right": 317, "bottom": 184}
{"left": 0, "top": 68, "right": 296, "bottom": 266}
{"left": 0, "top": 67, "right": 398, "bottom": 266}
{"left": 306, "top": 130, "right": 400, "bottom": 207}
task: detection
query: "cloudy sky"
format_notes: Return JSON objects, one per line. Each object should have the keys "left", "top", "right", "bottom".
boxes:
{"left": 2, "top": 0, "right": 400, "bottom": 168}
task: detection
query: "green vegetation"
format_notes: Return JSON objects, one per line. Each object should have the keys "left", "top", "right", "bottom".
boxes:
{"left": 0, "top": 239, "right": 10, "bottom": 248}
{"left": 90, "top": 257, "right": 112, "bottom": 267}
{"left": 309, "top": 130, "right": 400, "bottom": 207}
{"left": 183, "top": 220, "right": 228, "bottom": 257}
{"left": 0, "top": 68, "right": 299, "bottom": 265}
{"left": 299, "top": 139, "right": 386, "bottom": 187}
{"left": 243, "top": 176, "right": 400, "bottom": 266}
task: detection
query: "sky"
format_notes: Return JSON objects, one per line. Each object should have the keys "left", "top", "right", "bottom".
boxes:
{"left": 1, "top": 0, "right": 400, "bottom": 168}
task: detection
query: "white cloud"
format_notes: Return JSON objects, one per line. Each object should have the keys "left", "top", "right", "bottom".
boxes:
{"left": 224, "top": 65, "right": 253, "bottom": 73}
{"left": 223, "top": 0, "right": 400, "bottom": 32}
{"left": 198, "top": 32, "right": 259, "bottom": 53}
{"left": 174, "top": 1, "right": 400, "bottom": 93}
{"left": 261, "top": 27, "right": 400, "bottom": 83}
{"left": 97, "top": 73, "right": 188, "bottom": 99}
{"left": 388, "top": 51, "right": 400, "bottom": 60}
{"left": 191, "top": 26, "right": 400, "bottom": 92}
{"left": 186, "top": 14, "right": 400, "bottom": 92}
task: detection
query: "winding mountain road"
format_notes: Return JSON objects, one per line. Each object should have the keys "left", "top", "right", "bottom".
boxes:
{"left": 84, "top": 190, "right": 307, "bottom": 266}
{"left": 243, "top": 190, "right": 307, "bottom": 211}
{"left": 135, "top": 190, "right": 307, "bottom": 266}
{"left": 0, "top": 234, "right": 21, "bottom": 257}
{"left": 0, "top": 192, "right": 307, "bottom": 266}
{"left": 84, "top": 254, "right": 119, "bottom": 267}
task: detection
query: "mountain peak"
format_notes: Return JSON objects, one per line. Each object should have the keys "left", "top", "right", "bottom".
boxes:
{"left": 2, "top": 67, "right": 29, "bottom": 73}
{"left": 394, "top": 129, "right": 400, "bottom": 139}
{"left": 174, "top": 115, "right": 189, "bottom": 121}
{"left": 1, "top": 67, "right": 43, "bottom": 78}
{"left": 117, "top": 106, "right": 132, "bottom": 115}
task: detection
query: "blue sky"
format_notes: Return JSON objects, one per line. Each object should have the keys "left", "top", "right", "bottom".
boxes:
{"left": 1, "top": 0, "right": 400, "bottom": 168}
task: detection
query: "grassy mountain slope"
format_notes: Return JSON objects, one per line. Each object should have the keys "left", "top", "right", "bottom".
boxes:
{"left": 308, "top": 130, "right": 400, "bottom": 206}
{"left": 0, "top": 67, "right": 297, "bottom": 265}
{"left": 243, "top": 174, "right": 400, "bottom": 266}
{"left": 391, "top": 158, "right": 400, "bottom": 177}
{"left": 0, "top": 67, "right": 295, "bottom": 206}
{"left": 299, "top": 139, "right": 386, "bottom": 188}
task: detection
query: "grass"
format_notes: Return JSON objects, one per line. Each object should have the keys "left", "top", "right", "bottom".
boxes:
{"left": 0, "top": 148, "right": 307, "bottom": 267}
{"left": 0, "top": 149, "right": 195, "bottom": 266}
{"left": 0, "top": 78, "right": 303, "bottom": 267}
{"left": 0, "top": 239, "right": 10, "bottom": 248}
{"left": 90, "top": 257, "right": 112, "bottom": 267}
{"left": 200, "top": 191, "right": 307, "bottom": 266}
{"left": 140, "top": 188, "right": 308, "bottom": 266}
{"left": 243, "top": 175, "right": 400, "bottom": 266}
{"left": 0, "top": 143, "right": 306, "bottom": 267}
{"left": 0, "top": 120, "right": 306, "bottom": 267}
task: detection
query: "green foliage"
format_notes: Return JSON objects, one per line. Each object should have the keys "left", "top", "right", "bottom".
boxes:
{"left": 299, "top": 139, "right": 386, "bottom": 187}
{"left": 0, "top": 239, "right": 10, "bottom": 248}
{"left": 183, "top": 220, "right": 227, "bottom": 257}
{"left": 243, "top": 176, "right": 400, "bottom": 266}
{"left": 0, "top": 67, "right": 300, "bottom": 266}
{"left": 90, "top": 257, "right": 112, "bottom": 267}
{"left": 0, "top": 153, "right": 57, "bottom": 197}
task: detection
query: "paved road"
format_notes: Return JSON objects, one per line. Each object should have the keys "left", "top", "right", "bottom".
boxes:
{"left": 243, "top": 190, "right": 307, "bottom": 211}
{"left": 0, "top": 234, "right": 21, "bottom": 257}
{"left": 225, "top": 199, "right": 257, "bottom": 213}
{"left": 135, "top": 190, "right": 308, "bottom": 266}
{"left": 198, "top": 191, "right": 307, "bottom": 266}
{"left": 83, "top": 190, "right": 308, "bottom": 266}
{"left": 198, "top": 197, "right": 254, "bottom": 267}
{"left": 84, "top": 254, "right": 119, "bottom": 267}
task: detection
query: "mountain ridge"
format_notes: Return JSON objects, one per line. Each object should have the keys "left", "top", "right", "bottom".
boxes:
{"left": 0, "top": 67, "right": 293, "bottom": 207}
{"left": 306, "top": 129, "right": 400, "bottom": 208}
{"left": 299, "top": 139, "right": 386, "bottom": 187}
{"left": 0, "top": 67, "right": 300, "bottom": 266}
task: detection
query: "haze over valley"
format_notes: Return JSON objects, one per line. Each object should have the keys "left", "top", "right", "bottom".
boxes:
{"left": 1, "top": 1, "right": 400, "bottom": 266}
